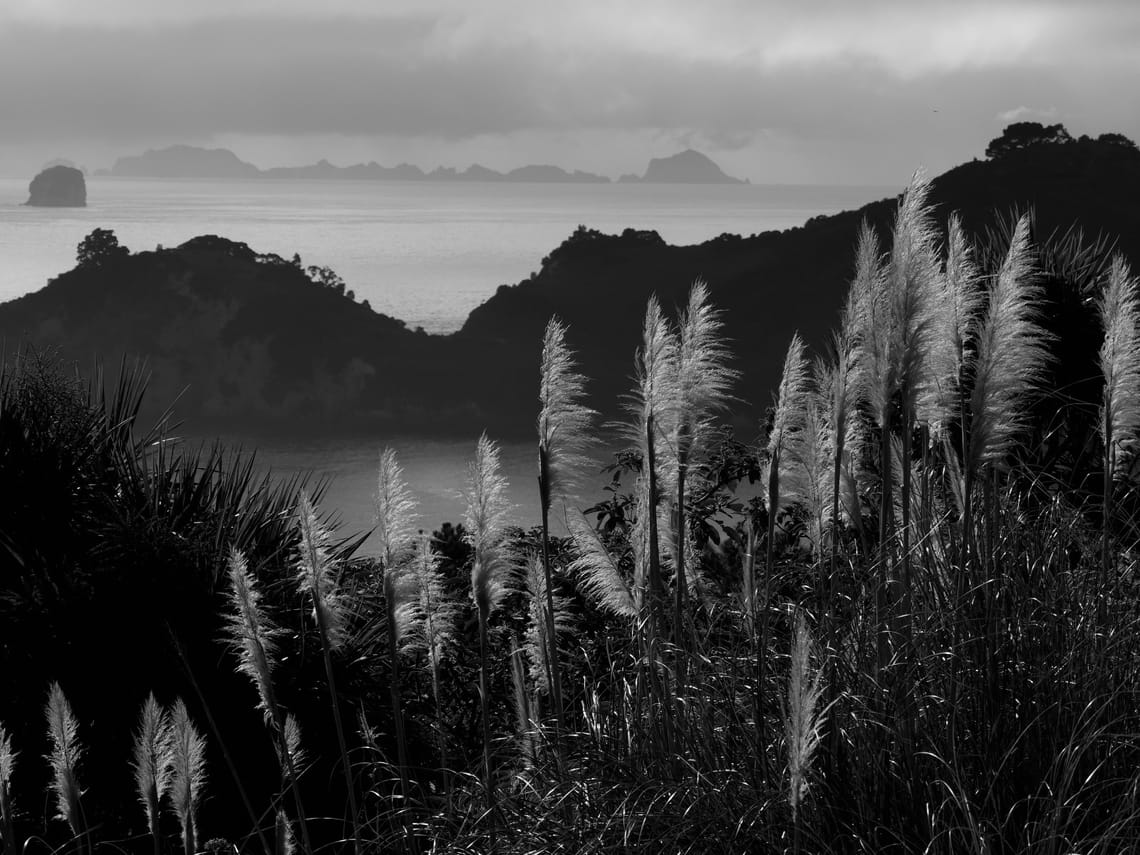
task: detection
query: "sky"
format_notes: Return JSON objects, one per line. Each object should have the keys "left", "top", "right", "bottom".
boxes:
{"left": 2, "top": 0, "right": 1138, "bottom": 183}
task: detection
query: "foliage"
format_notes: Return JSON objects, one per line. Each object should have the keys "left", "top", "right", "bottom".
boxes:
{"left": 75, "top": 228, "right": 129, "bottom": 267}
{"left": 985, "top": 122, "right": 1074, "bottom": 159}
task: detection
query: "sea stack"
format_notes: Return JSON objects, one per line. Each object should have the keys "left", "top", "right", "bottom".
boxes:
{"left": 26, "top": 165, "right": 87, "bottom": 207}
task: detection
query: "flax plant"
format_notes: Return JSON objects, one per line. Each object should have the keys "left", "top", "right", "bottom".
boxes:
{"left": 537, "top": 318, "right": 597, "bottom": 730}
{"left": 0, "top": 724, "right": 16, "bottom": 855}
{"left": 131, "top": 694, "right": 173, "bottom": 855}
{"left": 296, "top": 494, "right": 362, "bottom": 853}
{"left": 670, "top": 281, "right": 737, "bottom": 648}
{"left": 1096, "top": 257, "right": 1140, "bottom": 601}
{"left": 463, "top": 434, "right": 514, "bottom": 817}
{"left": 45, "top": 682, "right": 87, "bottom": 851}
{"left": 223, "top": 549, "right": 313, "bottom": 855}
{"left": 169, "top": 699, "right": 207, "bottom": 855}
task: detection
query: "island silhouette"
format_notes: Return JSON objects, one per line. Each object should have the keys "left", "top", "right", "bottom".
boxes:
{"left": 96, "top": 143, "right": 746, "bottom": 184}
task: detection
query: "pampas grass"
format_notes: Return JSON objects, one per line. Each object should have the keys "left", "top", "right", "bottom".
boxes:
{"left": 463, "top": 433, "right": 514, "bottom": 818}
{"left": 567, "top": 509, "right": 637, "bottom": 620}
{"left": 169, "top": 699, "right": 207, "bottom": 855}
{"left": 523, "top": 553, "right": 573, "bottom": 696}
{"left": 45, "top": 683, "right": 86, "bottom": 846}
{"left": 536, "top": 318, "right": 596, "bottom": 731}
{"left": 223, "top": 549, "right": 313, "bottom": 855}
{"left": 628, "top": 296, "right": 680, "bottom": 629}
{"left": 132, "top": 693, "right": 172, "bottom": 855}
{"left": 0, "top": 724, "right": 16, "bottom": 855}
{"left": 964, "top": 214, "right": 1050, "bottom": 476}
{"left": 296, "top": 495, "right": 362, "bottom": 852}
{"left": 1098, "top": 256, "right": 1140, "bottom": 596}
{"left": 670, "top": 281, "right": 737, "bottom": 644}
{"left": 783, "top": 613, "right": 827, "bottom": 855}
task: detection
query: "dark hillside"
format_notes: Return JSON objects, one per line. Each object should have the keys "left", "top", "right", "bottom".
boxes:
{"left": 2, "top": 132, "right": 1138, "bottom": 437}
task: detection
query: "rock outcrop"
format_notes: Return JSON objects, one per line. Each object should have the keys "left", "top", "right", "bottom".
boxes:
{"left": 26, "top": 165, "right": 87, "bottom": 207}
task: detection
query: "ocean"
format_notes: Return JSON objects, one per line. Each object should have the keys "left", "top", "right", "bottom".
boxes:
{"left": 0, "top": 175, "right": 895, "bottom": 545}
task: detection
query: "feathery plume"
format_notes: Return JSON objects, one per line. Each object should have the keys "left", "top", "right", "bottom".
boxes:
{"left": 783, "top": 613, "right": 827, "bottom": 824}
{"left": 132, "top": 694, "right": 173, "bottom": 840}
{"left": 766, "top": 333, "right": 812, "bottom": 515}
{"left": 1, "top": 722, "right": 17, "bottom": 855}
{"left": 523, "top": 553, "right": 573, "bottom": 695}
{"left": 169, "top": 699, "right": 208, "bottom": 855}
{"left": 887, "top": 171, "right": 945, "bottom": 425}
{"left": 464, "top": 433, "right": 515, "bottom": 618}
{"left": 283, "top": 714, "right": 306, "bottom": 770}
{"left": 405, "top": 533, "right": 461, "bottom": 669}
{"left": 1099, "top": 256, "right": 1140, "bottom": 468}
{"left": 375, "top": 448, "right": 419, "bottom": 570}
{"left": 672, "top": 280, "right": 738, "bottom": 464}
{"left": 45, "top": 682, "right": 85, "bottom": 836}
{"left": 223, "top": 548, "right": 281, "bottom": 723}
{"left": 275, "top": 809, "right": 296, "bottom": 855}
{"left": 965, "top": 214, "right": 1051, "bottom": 473}
{"left": 934, "top": 215, "right": 984, "bottom": 428}
{"left": 538, "top": 318, "right": 598, "bottom": 507}
{"left": 295, "top": 492, "right": 348, "bottom": 650}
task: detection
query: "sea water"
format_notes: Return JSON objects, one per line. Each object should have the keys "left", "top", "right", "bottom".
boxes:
{"left": 0, "top": 176, "right": 895, "bottom": 544}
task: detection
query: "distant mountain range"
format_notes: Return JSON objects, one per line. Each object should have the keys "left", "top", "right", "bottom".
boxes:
{"left": 95, "top": 145, "right": 747, "bottom": 184}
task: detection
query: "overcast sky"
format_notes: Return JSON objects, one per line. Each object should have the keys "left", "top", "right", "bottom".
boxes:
{"left": 2, "top": 0, "right": 1137, "bottom": 183}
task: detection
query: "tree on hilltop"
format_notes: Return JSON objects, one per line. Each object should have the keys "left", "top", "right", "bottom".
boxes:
{"left": 76, "top": 228, "right": 129, "bottom": 267}
{"left": 985, "top": 122, "right": 1073, "bottom": 159}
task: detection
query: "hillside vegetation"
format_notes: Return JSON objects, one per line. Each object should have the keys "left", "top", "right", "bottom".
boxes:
{"left": 2, "top": 130, "right": 1139, "bottom": 436}
{"left": 1, "top": 156, "right": 1139, "bottom": 853}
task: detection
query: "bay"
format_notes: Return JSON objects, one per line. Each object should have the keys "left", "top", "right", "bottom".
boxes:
{"left": 1, "top": 176, "right": 890, "bottom": 549}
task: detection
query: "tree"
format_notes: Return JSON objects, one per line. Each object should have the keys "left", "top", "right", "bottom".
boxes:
{"left": 1097, "top": 132, "right": 1138, "bottom": 150}
{"left": 985, "top": 122, "right": 1073, "bottom": 160}
{"left": 76, "top": 228, "right": 129, "bottom": 267}
{"left": 306, "top": 265, "right": 347, "bottom": 295}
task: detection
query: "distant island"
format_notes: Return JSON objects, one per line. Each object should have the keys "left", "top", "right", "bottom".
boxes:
{"left": 618, "top": 149, "right": 747, "bottom": 184}
{"left": 8, "top": 125, "right": 1139, "bottom": 437}
{"left": 96, "top": 144, "right": 747, "bottom": 184}
{"left": 26, "top": 165, "right": 87, "bottom": 207}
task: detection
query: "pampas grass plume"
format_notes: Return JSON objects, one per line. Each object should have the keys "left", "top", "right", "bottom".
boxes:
{"left": 169, "top": 699, "right": 207, "bottom": 855}
{"left": 295, "top": 491, "right": 348, "bottom": 649}
{"left": 568, "top": 509, "right": 637, "bottom": 619}
{"left": 223, "top": 548, "right": 280, "bottom": 723}
{"left": 966, "top": 214, "right": 1051, "bottom": 472}
{"left": 1099, "top": 256, "right": 1140, "bottom": 465}
{"left": 132, "top": 693, "right": 173, "bottom": 843}
{"left": 538, "top": 317, "right": 598, "bottom": 506}
{"left": 45, "top": 682, "right": 85, "bottom": 837}
{"left": 375, "top": 447, "right": 419, "bottom": 570}
{"left": 784, "top": 613, "right": 827, "bottom": 825}
{"left": 464, "top": 433, "right": 514, "bottom": 618}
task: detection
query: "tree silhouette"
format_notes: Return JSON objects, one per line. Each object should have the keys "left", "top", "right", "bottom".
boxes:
{"left": 76, "top": 228, "right": 129, "bottom": 267}
{"left": 985, "top": 122, "right": 1073, "bottom": 160}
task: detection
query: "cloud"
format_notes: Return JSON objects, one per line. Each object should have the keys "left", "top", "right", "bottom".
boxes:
{"left": 996, "top": 105, "right": 1060, "bottom": 123}
{"left": 2, "top": 2, "right": 1139, "bottom": 180}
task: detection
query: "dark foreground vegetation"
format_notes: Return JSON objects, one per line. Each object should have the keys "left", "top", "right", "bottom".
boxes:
{"left": 3, "top": 161, "right": 1140, "bottom": 854}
